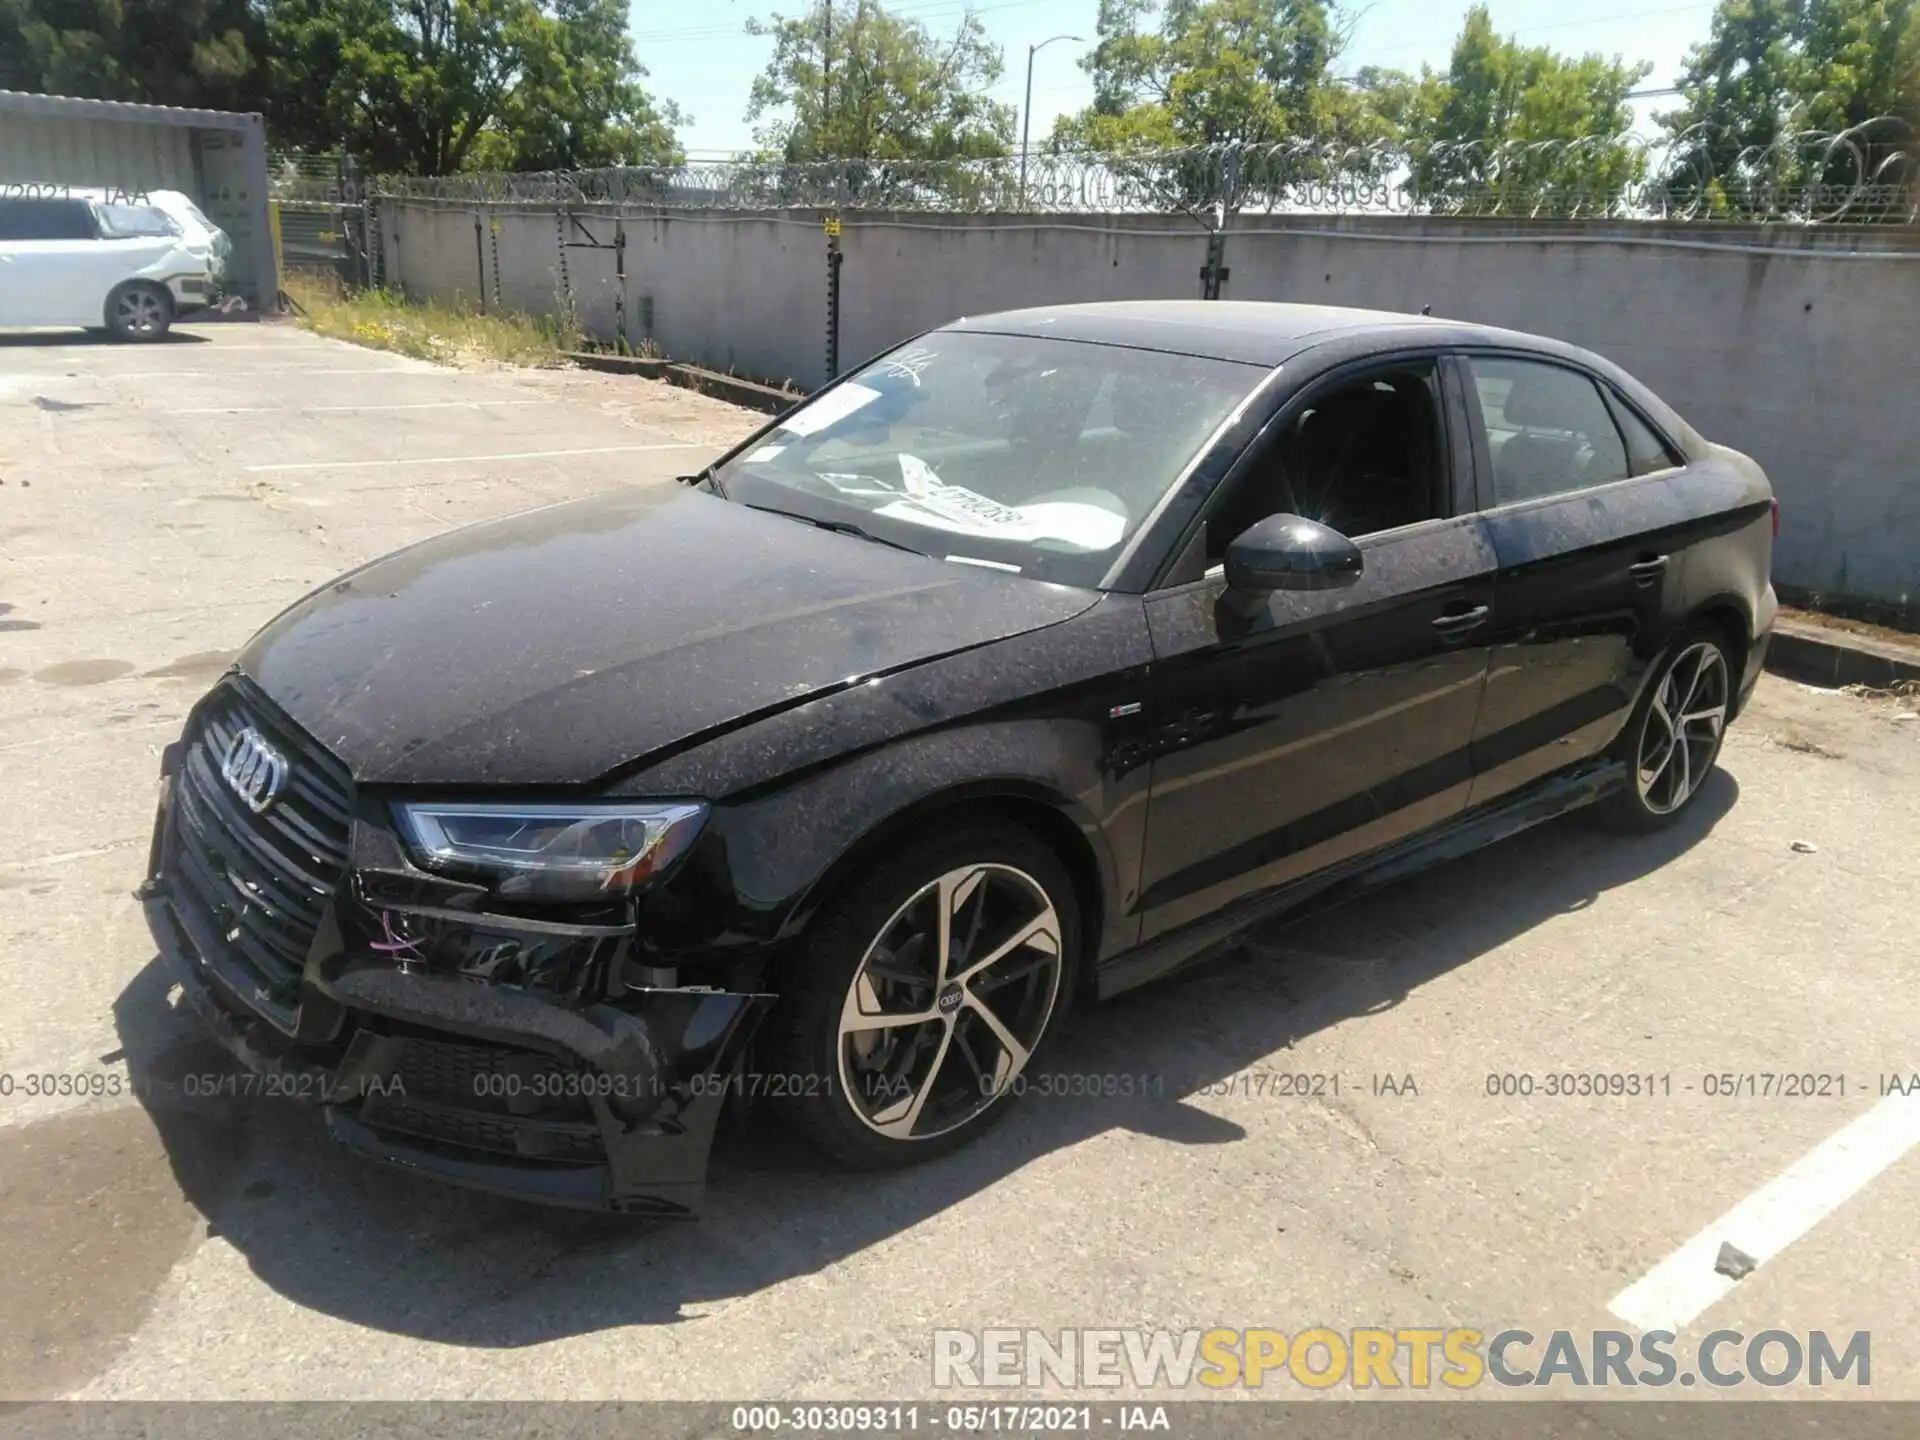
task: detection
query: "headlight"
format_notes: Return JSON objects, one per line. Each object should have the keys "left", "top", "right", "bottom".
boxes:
{"left": 394, "top": 801, "right": 708, "bottom": 900}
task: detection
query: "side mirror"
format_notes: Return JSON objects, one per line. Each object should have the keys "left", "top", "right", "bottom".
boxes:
{"left": 1225, "top": 513, "right": 1364, "bottom": 593}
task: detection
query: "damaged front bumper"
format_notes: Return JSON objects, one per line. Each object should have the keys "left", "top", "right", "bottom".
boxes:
{"left": 140, "top": 714, "right": 774, "bottom": 1218}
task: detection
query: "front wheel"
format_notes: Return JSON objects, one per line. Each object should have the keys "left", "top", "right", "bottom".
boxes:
{"left": 1598, "top": 626, "right": 1733, "bottom": 831}
{"left": 764, "top": 822, "right": 1079, "bottom": 1169}
{"left": 106, "top": 282, "right": 172, "bottom": 341}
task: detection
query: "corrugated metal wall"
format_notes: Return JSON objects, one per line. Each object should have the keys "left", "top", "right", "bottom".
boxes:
{"left": 195, "top": 130, "right": 268, "bottom": 301}
{"left": 0, "top": 112, "right": 199, "bottom": 191}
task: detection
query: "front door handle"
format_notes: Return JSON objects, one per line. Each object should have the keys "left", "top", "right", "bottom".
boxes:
{"left": 1627, "top": 554, "right": 1670, "bottom": 586}
{"left": 1431, "top": 604, "right": 1489, "bottom": 639}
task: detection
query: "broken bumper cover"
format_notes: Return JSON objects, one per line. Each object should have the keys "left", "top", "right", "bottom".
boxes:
{"left": 142, "top": 752, "right": 774, "bottom": 1217}
{"left": 148, "top": 891, "right": 773, "bottom": 1215}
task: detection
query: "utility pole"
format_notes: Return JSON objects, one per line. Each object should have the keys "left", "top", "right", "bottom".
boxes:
{"left": 822, "top": 0, "right": 832, "bottom": 137}
{"left": 1020, "top": 34, "right": 1083, "bottom": 202}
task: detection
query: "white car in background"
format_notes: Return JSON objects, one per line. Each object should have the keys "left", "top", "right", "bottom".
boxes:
{"left": 0, "top": 186, "right": 219, "bottom": 340}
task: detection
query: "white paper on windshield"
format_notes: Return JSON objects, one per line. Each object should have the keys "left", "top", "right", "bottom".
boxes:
{"left": 879, "top": 454, "right": 1126, "bottom": 551}
{"left": 777, "top": 382, "right": 881, "bottom": 437}
{"left": 740, "top": 444, "right": 785, "bottom": 462}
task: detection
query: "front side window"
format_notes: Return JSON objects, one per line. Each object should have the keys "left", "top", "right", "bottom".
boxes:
{"left": 1469, "top": 357, "right": 1630, "bottom": 504}
{"left": 0, "top": 198, "right": 97, "bottom": 241}
{"left": 712, "top": 330, "right": 1265, "bottom": 588}
{"left": 1204, "top": 363, "right": 1446, "bottom": 560}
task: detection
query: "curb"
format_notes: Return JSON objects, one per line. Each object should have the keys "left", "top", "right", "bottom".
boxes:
{"left": 1765, "top": 617, "right": 1920, "bottom": 690}
{"left": 566, "top": 351, "right": 670, "bottom": 380}
{"left": 565, "top": 352, "right": 802, "bottom": 416}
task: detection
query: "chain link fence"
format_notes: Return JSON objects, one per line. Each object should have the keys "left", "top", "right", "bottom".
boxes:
{"left": 269, "top": 151, "right": 377, "bottom": 287}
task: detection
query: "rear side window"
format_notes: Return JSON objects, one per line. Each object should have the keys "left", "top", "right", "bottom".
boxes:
{"left": 1610, "top": 396, "right": 1682, "bottom": 476}
{"left": 0, "top": 198, "right": 98, "bottom": 240}
{"left": 1468, "top": 357, "right": 1630, "bottom": 505}
{"left": 96, "top": 203, "right": 179, "bottom": 238}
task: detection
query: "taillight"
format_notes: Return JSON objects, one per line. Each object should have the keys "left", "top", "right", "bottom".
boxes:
{"left": 1770, "top": 497, "right": 1781, "bottom": 539}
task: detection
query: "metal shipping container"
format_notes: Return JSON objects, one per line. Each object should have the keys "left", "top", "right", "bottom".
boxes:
{"left": 0, "top": 88, "right": 278, "bottom": 311}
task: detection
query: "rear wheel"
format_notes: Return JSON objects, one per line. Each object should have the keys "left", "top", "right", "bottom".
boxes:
{"left": 765, "top": 822, "right": 1079, "bottom": 1169}
{"left": 106, "top": 282, "right": 172, "bottom": 341}
{"left": 1598, "top": 626, "right": 1732, "bottom": 831}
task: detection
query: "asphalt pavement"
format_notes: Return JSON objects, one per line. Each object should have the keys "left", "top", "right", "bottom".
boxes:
{"left": 1, "top": 323, "right": 1916, "bottom": 1410}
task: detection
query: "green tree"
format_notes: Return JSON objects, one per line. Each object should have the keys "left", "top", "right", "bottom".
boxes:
{"left": 1660, "top": 0, "right": 1918, "bottom": 212}
{"left": 471, "top": 0, "right": 685, "bottom": 170}
{"left": 1052, "top": 0, "right": 1360, "bottom": 151}
{"left": 0, "top": 0, "right": 264, "bottom": 108}
{"left": 1384, "top": 5, "right": 1651, "bottom": 212}
{"left": 0, "top": 0, "right": 681, "bottom": 174}
{"left": 262, "top": 0, "right": 682, "bottom": 174}
{"left": 744, "top": 1, "right": 1015, "bottom": 162}
{"left": 1048, "top": 0, "right": 1384, "bottom": 215}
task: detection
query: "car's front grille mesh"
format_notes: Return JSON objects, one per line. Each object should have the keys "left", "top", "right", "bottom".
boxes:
{"left": 166, "top": 684, "right": 353, "bottom": 1009}
{"left": 362, "top": 1095, "right": 606, "bottom": 1164}
{"left": 361, "top": 1034, "right": 607, "bottom": 1163}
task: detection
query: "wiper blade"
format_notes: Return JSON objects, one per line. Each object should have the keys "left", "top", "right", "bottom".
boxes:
{"left": 680, "top": 462, "right": 724, "bottom": 497}
{"left": 744, "top": 504, "right": 924, "bottom": 556}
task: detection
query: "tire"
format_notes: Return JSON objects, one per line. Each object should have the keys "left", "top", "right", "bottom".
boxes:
{"left": 1596, "top": 624, "right": 1734, "bottom": 832}
{"left": 105, "top": 282, "right": 173, "bottom": 342}
{"left": 763, "top": 820, "right": 1081, "bottom": 1170}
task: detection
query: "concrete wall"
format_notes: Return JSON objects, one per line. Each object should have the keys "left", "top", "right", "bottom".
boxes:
{"left": 376, "top": 199, "right": 1920, "bottom": 605}
{"left": 840, "top": 214, "right": 1205, "bottom": 368}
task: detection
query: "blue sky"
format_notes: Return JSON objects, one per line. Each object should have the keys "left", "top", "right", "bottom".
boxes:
{"left": 631, "top": 0, "right": 1723, "bottom": 157}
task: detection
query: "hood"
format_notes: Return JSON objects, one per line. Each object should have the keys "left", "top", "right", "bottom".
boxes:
{"left": 239, "top": 486, "right": 1097, "bottom": 786}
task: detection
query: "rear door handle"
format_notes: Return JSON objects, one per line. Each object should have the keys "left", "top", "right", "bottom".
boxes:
{"left": 1431, "top": 604, "right": 1489, "bottom": 639}
{"left": 1627, "top": 554, "right": 1669, "bottom": 585}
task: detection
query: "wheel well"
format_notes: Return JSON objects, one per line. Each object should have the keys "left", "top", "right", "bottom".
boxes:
{"left": 790, "top": 790, "right": 1107, "bottom": 993}
{"left": 1695, "top": 600, "right": 1751, "bottom": 693}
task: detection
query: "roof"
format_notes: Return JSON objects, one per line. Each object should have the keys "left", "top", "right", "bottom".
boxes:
{"left": 949, "top": 300, "right": 1499, "bottom": 366}
{"left": 0, "top": 88, "right": 261, "bottom": 132}
{"left": 945, "top": 298, "right": 1713, "bottom": 459}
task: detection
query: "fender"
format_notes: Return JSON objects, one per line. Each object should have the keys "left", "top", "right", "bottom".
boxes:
{"left": 617, "top": 595, "right": 1160, "bottom": 967}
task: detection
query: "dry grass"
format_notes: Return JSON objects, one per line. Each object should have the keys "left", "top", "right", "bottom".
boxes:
{"left": 283, "top": 270, "right": 580, "bottom": 367}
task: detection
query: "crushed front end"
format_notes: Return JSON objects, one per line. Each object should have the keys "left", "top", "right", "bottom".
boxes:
{"left": 140, "top": 679, "right": 773, "bottom": 1216}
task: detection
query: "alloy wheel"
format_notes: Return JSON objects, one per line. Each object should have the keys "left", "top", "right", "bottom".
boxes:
{"left": 1636, "top": 641, "right": 1728, "bottom": 815}
{"left": 115, "top": 289, "right": 166, "bottom": 336}
{"left": 836, "top": 863, "right": 1063, "bottom": 1141}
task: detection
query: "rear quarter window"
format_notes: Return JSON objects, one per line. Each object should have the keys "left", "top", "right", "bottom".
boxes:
{"left": 1609, "top": 395, "right": 1683, "bottom": 476}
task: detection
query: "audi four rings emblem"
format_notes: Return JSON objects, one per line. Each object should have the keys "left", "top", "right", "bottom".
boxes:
{"left": 220, "top": 726, "right": 290, "bottom": 813}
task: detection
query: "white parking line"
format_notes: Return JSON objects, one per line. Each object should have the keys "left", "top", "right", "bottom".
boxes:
{"left": 1608, "top": 1091, "right": 1920, "bottom": 1332}
{"left": 243, "top": 442, "right": 703, "bottom": 472}
{"left": 75, "top": 365, "right": 426, "bottom": 378}
{"left": 170, "top": 399, "right": 552, "bottom": 415}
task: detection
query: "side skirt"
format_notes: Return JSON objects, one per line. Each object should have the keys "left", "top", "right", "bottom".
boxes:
{"left": 1094, "top": 757, "right": 1627, "bottom": 1001}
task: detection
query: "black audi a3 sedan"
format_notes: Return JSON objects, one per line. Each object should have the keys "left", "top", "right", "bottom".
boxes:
{"left": 143, "top": 301, "right": 1775, "bottom": 1215}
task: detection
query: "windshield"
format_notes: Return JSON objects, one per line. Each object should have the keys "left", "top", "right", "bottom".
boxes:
{"left": 94, "top": 203, "right": 180, "bottom": 239}
{"left": 712, "top": 330, "right": 1264, "bottom": 588}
